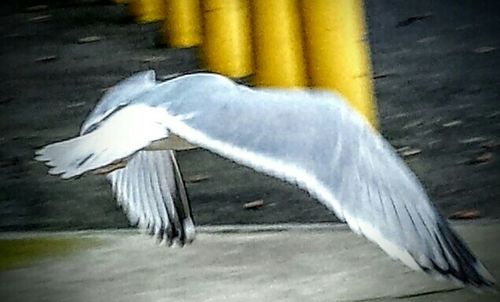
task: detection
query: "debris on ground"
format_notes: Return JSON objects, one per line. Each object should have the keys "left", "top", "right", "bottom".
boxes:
{"left": 244, "top": 199, "right": 265, "bottom": 210}
{"left": 449, "top": 209, "right": 481, "bottom": 220}
{"left": 459, "top": 136, "right": 488, "bottom": 144}
{"left": 66, "top": 101, "right": 86, "bottom": 109}
{"left": 487, "top": 111, "right": 500, "bottom": 118}
{"left": 474, "top": 46, "right": 496, "bottom": 54}
{"left": 466, "top": 152, "right": 494, "bottom": 165}
{"left": 138, "top": 55, "right": 168, "bottom": 63}
{"left": 28, "top": 15, "right": 52, "bottom": 22}
{"left": 416, "top": 36, "right": 437, "bottom": 44}
{"left": 397, "top": 146, "right": 410, "bottom": 153}
{"left": 481, "top": 140, "right": 499, "bottom": 150}
{"left": 442, "top": 120, "right": 463, "bottom": 128}
{"left": 402, "top": 120, "right": 424, "bottom": 129}
{"left": 400, "top": 148, "right": 422, "bottom": 158}
{"left": 185, "top": 174, "right": 210, "bottom": 184}
{"left": 35, "top": 55, "right": 57, "bottom": 63}
{"left": 77, "top": 36, "right": 104, "bottom": 44}
{"left": 396, "top": 14, "right": 433, "bottom": 28}
{"left": 373, "top": 72, "right": 393, "bottom": 79}
{"left": 26, "top": 5, "right": 48, "bottom": 12}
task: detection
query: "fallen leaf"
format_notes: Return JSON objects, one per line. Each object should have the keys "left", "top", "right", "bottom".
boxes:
{"left": 401, "top": 148, "right": 421, "bottom": 157}
{"left": 459, "top": 136, "right": 488, "bottom": 144}
{"left": 462, "top": 152, "right": 494, "bottom": 165}
{"left": 442, "top": 120, "right": 462, "bottom": 128}
{"left": 467, "top": 152, "right": 494, "bottom": 165}
{"left": 487, "top": 111, "right": 500, "bottom": 118}
{"left": 244, "top": 199, "right": 264, "bottom": 210}
{"left": 373, "top": 72, "right": 393, "bottom": 79}
{"left": 474, "top": 46, "right": 496, "bottom": 54}
{"left": 77, "top": 36, "right": 103, "bottom": 44}
{"left": 396, "top": 146, "right": 410, "bottom": 152}
{"left": 139, "top": 55, "right": 168, "bottom": 63}
{"left": 26, "top": 5, "right": 48, "bottom": 11}
{"left": 403, "top": 120, "right": 424, "bottom": 129}
{"left": 28, "top": 14, "right": 52, "bottom": 22}
{"left": 185, "top": 174, "right": 209, "bottom": 183}
{"left": 35, "top": 55, "right": 57, "bottom": 62}
{"left": 481, "top": 140, "right": 499, "bottom": 150}
{"left": 449, "top": 209, "right": 480, "bottom": 220}
{"left": 66, "top": 101, "right": 86, "bottom": 109}
{"left": 396, "top": 14, "right": 433, "bottom": 28}
{"left": 417, "top": 36, "right": 437, "bottom": 44}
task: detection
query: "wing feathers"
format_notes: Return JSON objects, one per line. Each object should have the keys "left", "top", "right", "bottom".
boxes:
{"left": 106, "top": 151, "right": 194, "bottom": 245}
{"left": 35, "top": 72, "right": 493, "bottom": 288}
{"left": 143, "top": 79, "right": 493, "bottom": 287}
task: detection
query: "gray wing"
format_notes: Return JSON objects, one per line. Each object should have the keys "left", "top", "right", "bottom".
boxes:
{"left": 137, "top": 73, "right": 494, "bottom": 287}
{"left": 107, "top": 150, "right": 195, "bottom": 245}
{"left": 35, "top": 72, "right": 494, "bottom": 287}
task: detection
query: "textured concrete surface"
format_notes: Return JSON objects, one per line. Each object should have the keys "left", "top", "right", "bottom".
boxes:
{"left": 0, "top": 222, "right": 499, "bottom": 302}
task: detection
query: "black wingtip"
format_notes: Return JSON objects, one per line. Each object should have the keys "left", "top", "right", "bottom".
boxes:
{"left": 426, "top": 221, "right": 496, "bottom": 289}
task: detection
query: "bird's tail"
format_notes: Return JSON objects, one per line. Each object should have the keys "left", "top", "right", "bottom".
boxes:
{"left": 35, "top": 104, "right": 170, "bottom": 179}
{"left": 35, "top": 134, "right": 113, "bottom": 179}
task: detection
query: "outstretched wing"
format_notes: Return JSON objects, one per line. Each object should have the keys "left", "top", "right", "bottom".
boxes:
{"left": 107, "top": 150, "right": 195, "bottom": 245}
{"left": 35, "top": 72, "right": 494, "bottom": 288}
{"left": 137, "top": 73, "right": 494, "bottom": 287}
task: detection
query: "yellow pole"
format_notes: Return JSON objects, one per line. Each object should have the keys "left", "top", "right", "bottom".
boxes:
{"left": 201, "top": 0, "right": 253, "bottom": 78}
{"left": 128, "top": 0, "right": 166, "bottom": 23}
{"left": 301, "top": 0, "right": 378, "bottom": 127}
{"left": 161, "top": 0, "right": 202, "bottom": 48}
{"left": 251, "top": 0, "right": 307, "bottom": 88}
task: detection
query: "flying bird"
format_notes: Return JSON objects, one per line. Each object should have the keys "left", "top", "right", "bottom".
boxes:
{"left": 35, "top": 70, "right": 495, "bottom": 288}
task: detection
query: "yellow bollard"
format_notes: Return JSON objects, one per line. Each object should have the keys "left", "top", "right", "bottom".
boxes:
{"left": 251, "top": 0, "right": 307, "bottom": 88}
{"left": 128, "top": 0, "right": 166, "bottom": 24}
{"left": 201, "top": 0, "right": 253, "bottom": 78}
{"left": 301, "top": 0, "right": 378, "bottom": 127}
{"left": 161, "top": 0, "right": 202, "bottom": 48}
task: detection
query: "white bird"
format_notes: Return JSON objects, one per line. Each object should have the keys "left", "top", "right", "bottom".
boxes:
{"left": 35, "top": 70, "right": 495, "bottom": 288}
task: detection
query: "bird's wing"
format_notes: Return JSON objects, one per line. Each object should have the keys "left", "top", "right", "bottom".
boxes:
{"left": 80, "top": 70, "right": 157, "bottom": 135}
{"left": 107, "top": 150, "right": 195, "bottom": 244}
{"left": 35, "top": 72, "right": 494, "bottom": 287}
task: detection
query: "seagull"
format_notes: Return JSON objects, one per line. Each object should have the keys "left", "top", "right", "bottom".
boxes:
{"left": 35, "top": 70, "right": 495, "bottom": 288}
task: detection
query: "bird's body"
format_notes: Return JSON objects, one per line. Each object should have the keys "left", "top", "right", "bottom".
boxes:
{"left": 36, "top": 70, "right": 495, "bottom": 288}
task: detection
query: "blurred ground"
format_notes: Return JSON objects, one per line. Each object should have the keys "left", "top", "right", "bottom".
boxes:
{"left": 0, "top": 222, "right": 499, "bottom": 302}
{"left": 0, "top": 0, "right": 499, "bottom": 230}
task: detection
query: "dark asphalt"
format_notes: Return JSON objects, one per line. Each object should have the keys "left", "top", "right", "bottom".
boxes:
{"left": 0, "top": 0, "right": 499, "bottom": 230}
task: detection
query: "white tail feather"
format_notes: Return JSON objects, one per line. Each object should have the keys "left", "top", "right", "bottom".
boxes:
{"left": 35, "top": 104, "right": 170, "bottom": 179}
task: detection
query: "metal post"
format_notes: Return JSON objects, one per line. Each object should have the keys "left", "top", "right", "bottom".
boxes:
{"left": 301, "top": 0, "right": 378, "bottom": 127}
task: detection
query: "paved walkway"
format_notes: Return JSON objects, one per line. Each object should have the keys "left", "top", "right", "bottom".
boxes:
{"left": 1, "top": 221, "right": 498, "bottom": 302}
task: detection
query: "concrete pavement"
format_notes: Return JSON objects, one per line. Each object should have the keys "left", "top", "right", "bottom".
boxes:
{"left": 1, "top": 221, "right": 498, "bottom": 302}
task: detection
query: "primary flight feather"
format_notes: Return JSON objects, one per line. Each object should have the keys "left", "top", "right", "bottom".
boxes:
{"left": 35, "top": 70, "right": 495, "bottom": 288}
